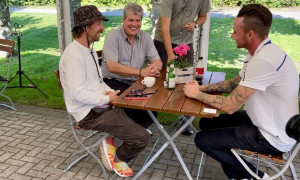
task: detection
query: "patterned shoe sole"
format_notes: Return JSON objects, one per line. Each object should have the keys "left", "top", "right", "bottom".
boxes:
{"left": 99, "top": 145, "right": 113, "bottom": 171}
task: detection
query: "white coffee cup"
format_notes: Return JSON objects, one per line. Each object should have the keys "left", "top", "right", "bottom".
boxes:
{"left": 142, "top": 77, "right": 156, "bottom": 87}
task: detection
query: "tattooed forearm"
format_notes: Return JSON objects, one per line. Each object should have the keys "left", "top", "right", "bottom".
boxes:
{"left": 201, "top": 75, "right": 241, "bottom": 94}
{"left": 196, "top": 84, "right": 256, "bottom": 114}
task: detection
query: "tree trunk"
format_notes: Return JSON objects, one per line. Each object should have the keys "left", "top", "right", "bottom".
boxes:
{"left": 150, "top": 0, "right": 161, "bottom": 38}
{"left": 0, "top": 0, "right": 12, "bottom": 57}
{"left": 56, "top": 0, "right": 81, "bottom": 54}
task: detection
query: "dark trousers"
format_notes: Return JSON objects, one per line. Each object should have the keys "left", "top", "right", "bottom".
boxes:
{"left": 153, "top": 39, "right": 194, "bottom": 69}
{"left": 195, "top": 110, "right": 282, "bottom": 179}
{"left": 104, "top": 78, "right": 155, "bottom": 128}
{"left": 79, "top": 107, "right": 150, "bottom": 162}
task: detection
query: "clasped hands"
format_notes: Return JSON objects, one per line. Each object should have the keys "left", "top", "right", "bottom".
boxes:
{"left": 140, "top": 63, "right": 161, "bottom": 77}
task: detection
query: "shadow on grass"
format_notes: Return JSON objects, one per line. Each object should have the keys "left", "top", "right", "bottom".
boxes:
{"left": 209, "top": 17, "right": 300, "bottom": 68}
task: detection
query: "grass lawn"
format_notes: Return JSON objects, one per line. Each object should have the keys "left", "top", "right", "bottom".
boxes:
{"left": 1, "top": 12, "right": 300, "bottom": 125}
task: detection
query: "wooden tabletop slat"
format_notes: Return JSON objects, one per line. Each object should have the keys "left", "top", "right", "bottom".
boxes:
{"left": 181, "top": 98, "right": 203, "bottom": 116}
{"left": 162, "top": 84, "right": 186, "bottom": 114}
{"left": 144, "top": 85, "right": 172, "bottom": 111}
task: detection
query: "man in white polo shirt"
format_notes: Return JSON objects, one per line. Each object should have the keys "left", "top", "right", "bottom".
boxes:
{"left": 183, "top": 4, "right": 299, "bottom": 179}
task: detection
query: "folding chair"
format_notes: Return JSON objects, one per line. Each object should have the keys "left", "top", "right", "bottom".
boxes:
{"left": 0, "top": 39, "right": 16, "bottom": 110}
{"left": 55, "top": 69, "right": 110, "bottom": 180}
{"left": 231, "top": 114, "right": 300, "bottom": 180}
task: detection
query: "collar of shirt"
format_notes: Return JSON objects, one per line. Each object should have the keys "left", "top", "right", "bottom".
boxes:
{"left": 253, "top": 37, "right": 271, "bottom": 56}
{"left": 242, "top": 37, "right": 271, "bottom": 63}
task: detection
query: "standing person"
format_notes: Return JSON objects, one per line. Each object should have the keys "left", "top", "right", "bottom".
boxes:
{"left": 102, "top": 2, "right": 163, "bottom": 128}
{"left": 183, "top": 4, "right": 299, "bottom": 179}
{"left": 154, "top": 0, "right": 211, "bottom": 67}
{"left": 59, "top": 5, "right": 151, "bottom": 177}
{"left": 153, "top": 0, "right": 211, "bottom": 136}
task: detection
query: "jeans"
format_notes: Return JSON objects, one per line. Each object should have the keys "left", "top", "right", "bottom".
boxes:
{"left": 195, "top": 110, "right": 282, "bottom": 179}
{"left": 153, "top": 39, "right": 194, "bottom": 69}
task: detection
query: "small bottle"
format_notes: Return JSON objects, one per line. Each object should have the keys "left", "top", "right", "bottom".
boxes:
{"left": 168, "top": 64, "right": 175, "bottom": 90}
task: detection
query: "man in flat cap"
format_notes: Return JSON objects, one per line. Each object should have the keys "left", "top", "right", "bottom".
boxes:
{"left": 59, "top": 5, "right": 151, "bottom": 177}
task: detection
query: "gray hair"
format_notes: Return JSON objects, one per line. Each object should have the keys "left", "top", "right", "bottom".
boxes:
{"left": 123, "top": 2, "right": 144, "bottom": 20}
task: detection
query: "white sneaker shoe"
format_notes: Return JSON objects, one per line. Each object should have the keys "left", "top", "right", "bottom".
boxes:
{"left": 262, "top": 172, "right": 270, "bottom": 179}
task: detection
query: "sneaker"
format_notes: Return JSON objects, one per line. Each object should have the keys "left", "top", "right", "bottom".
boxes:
{"left": 182, "top": 125, "right": 194, "bottom": 136}
{"left": 99, "top": 137, "right": 116, "bottom": 171}
{"left": 113, "top": 161, "right": 133, "bottom": 177}
{"left": 262, "top": 172, "right": 269, "bottom": 179}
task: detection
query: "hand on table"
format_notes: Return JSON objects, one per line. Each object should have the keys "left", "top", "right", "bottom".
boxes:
{"left": 183, "top": 80, "right": 201, "bottom": 99}
{"left": 106, "top": 90, "right": 121, "bottom": 105}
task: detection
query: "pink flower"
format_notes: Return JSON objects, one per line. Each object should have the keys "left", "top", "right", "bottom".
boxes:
{"left": 180, "top": 43, "right": 190, "bottom": 51}
{"left": 173, "top": 43, "right": 190, "bottom": 56}
{"left": 179, "top": 49, "right": 187, "bottom": 56}
{"left": 172, "top": 46, "right": 180, "bottom": 54}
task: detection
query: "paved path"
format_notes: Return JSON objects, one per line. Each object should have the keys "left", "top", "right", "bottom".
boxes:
{"left": 0, "top": 104, "right": 299, "bottom": 180}
{"left": 9, "top": 6, "right": 300, "bottom": 20}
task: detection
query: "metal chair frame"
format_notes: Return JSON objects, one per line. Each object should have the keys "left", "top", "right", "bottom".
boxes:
{"left": 55, "top": 69, "right": 110, "bottom": 180}
{"left": 197, "top": 118, "right": 300, "bottom": 180}
{"left": 0, "top": 39, "right": 16, "bottom": 110}
{"left": 231, "top": 144, "right": 299, "bottom": 180}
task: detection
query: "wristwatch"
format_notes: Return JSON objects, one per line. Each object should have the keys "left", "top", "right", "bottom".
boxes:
{"left": 194, "top": 21, "right": 198, "bottom": 28}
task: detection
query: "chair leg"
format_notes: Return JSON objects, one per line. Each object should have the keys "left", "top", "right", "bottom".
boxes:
{"left": 231, "top": 149, "right": 261, "bottom": 179}
{"left": 289, "top": 163, "right": 298, "bottom": 180}
{"left": 0, "top": 93, "right": 16, "bottom": 111}
{"left": 63, "top": 129, "right": 109, "bottom": 180}
{"left": 196, "top": 152, "right": 205, "bottom": 180}
{"left": 262, "top": 161, "right": 286, "bottom": 180}
{"left": 62, "top": 149, "right": 89, "bottom": 173}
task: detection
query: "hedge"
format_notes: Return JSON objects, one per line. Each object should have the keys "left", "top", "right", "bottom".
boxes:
{"left": 7, "top": 0, "right": 300, "bottom": 7}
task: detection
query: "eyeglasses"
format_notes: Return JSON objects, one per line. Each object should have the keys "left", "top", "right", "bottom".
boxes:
{"left": 131, "top": 88, "right": 143, "bottom": 95}
{"left": 131, "top": 88, "right": 157, "bottom": 96}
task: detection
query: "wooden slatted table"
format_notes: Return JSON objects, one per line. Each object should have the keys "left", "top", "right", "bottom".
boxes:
{"left": 113, "top": 70, "right": 226, "bottom": 180}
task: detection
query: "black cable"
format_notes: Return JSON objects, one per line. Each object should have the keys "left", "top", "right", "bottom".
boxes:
{"left": 85, "top": 26, "right": 103, "bottom": 83}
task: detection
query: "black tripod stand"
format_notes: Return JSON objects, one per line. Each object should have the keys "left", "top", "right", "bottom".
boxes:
{"left": 7, "top": 23, "right": 48, "bottom": 98}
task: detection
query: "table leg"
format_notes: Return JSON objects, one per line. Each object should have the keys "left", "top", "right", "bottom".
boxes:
{"left": 132, "top": 111, "right": 195, "bottom": 180}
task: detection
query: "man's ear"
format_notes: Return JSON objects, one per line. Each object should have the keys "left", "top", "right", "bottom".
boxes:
{"left": 248, "top": 30, "right": 254, "bottom": 38}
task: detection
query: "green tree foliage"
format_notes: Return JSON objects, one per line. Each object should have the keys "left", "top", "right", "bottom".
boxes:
{"left": 7, "top": 0, "right": 151, "bottom": 6}
{"left": 7, "top": 0, "right": 300, "bottom": 7}
{"left": 212, "top": 0, "right": 300, "bottom": 7}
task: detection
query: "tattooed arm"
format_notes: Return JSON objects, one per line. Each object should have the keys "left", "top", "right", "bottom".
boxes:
{"left": 200, "top": 75, "right": 242, "bottom": 94}
{"left": 183, "top": 81, "right": 256, "bottom": 114}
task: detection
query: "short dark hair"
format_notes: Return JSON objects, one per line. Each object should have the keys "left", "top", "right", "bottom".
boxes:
{"left": 237, "top": 4, "right": 272, "bottom": 38}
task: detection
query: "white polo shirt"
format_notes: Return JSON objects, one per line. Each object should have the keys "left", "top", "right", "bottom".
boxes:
{"left": 239, "top": 38, "right": 299, "bottom": 152}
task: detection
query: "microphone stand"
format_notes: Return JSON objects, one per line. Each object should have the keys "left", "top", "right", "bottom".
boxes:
{"left": 7, "top": 23, "right": 48, "bottom": 98}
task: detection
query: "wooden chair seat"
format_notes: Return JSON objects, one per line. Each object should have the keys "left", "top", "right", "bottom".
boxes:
{"left": 233, "top": 148, "right": 285, "bottom": 165}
